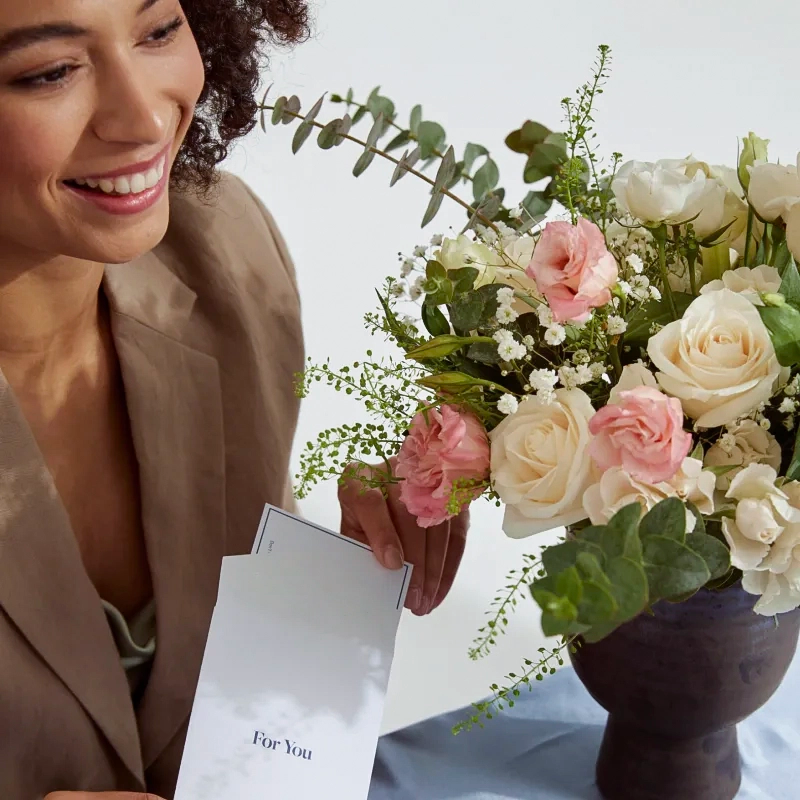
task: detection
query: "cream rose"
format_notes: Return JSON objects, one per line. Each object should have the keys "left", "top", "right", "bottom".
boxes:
{"left": 700, "top": 265, "right": 781, "bottom": 306}
{"left": 435, "top": 235, "right": 503, "bottom": 288}
{"left": 647, "top": 289, "right": 783, "bottom": 429}
{"left": 490, "top": 389, "right": 596, "bottom": 538}
{"left": 747, "top": 153, "right": 800, "bottom": 263}
{"left": 704, "top": 420, "right": 782, "bottom": 490}
{"left": 608, "top": 362, "right": 658, "bottom": 403}
{"left": 582, "top": 457, "right": 715, "bottom": 532}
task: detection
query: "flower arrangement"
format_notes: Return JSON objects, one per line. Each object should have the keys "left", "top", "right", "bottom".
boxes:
{"left": 265, "top": 45, "right": 800, "bottom": 728}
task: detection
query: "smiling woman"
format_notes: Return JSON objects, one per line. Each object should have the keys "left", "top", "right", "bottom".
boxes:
{"left": 0, "top": 0, "right": 470, "bottom": 799}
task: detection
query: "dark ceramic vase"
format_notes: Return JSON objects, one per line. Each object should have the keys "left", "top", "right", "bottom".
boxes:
{"left": 570, "top": 583, "right": 800, "bottom": 800}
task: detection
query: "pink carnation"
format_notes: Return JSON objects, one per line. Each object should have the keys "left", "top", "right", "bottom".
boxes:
{"left": 527, "top": 217, "right": 618, "bottom": 323}
{"left": 588, "top": 386, "right": 692, "bottom": 484}
{"left": 396, "top": 405, "right": 490, "bottom": 527}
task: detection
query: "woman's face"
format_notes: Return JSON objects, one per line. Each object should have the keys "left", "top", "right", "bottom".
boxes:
{"left": 0, "top": 0, "right": 205, "bottom": 269}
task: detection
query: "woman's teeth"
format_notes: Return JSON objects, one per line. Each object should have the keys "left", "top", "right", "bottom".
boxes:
{"left": 72, "top": 156, "right": 165, "bottom": 195}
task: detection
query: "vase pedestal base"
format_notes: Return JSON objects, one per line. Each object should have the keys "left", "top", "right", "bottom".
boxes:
{"left": 595, "top": 715, "right": 741, "bottom": 800}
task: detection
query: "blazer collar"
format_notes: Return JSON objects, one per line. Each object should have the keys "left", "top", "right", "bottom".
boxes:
{"left": 0, "top": 251, "right": 226, "bottom": 783}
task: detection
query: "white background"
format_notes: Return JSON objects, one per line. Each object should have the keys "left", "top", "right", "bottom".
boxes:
{"left": 224, "top": 0, "right": 800, "bottom": 733}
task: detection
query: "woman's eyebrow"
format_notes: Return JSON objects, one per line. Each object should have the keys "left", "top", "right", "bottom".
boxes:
{"left": 0, "top": 0, "right": 162, "bottom": 59}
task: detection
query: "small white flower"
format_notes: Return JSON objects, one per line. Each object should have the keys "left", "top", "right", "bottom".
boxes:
{"left": 509, "top": 206, "right": 524, "bottom": 220}
{"left": 430, "top": 234, "right": 444, "bottom": 247}
{"left": 785, "top": 376, "right": 800, "bottom": 397}
{"left": 545, "top": 325, "right": 567, "bottom": 346}
{"left": 390, "top": 282, "right": 407, "bottom": 299}
{"left": 617, "top": 280, "right": 632, "bottom": 296}
{"left": 626, "top": 253, "right": 644, "bottom": 274}
{"left": 537, "top": 388, "right": 556, "bottom": 404}
{"left": 496, "top": 306, "right": 519, "bottom": 325}
{"left": 498, "top": 340, "right": 527, "bottom": 361}
{"left": 497, "top": 394, "right": 519, "bottom": 415}
{"left": 523, "top": 335, "right": 535, "bottom": 351}
{"left": 589, "top": 362, "right": 607, "bottom": 380}
{"left": 630, "top": 275, "right": 650, "bottom": 301}
{"left": 400, "top": 258, "right": 415, "bottom": 277}
{"left": 493, "top": 329, "right": 514, "bottom": 346}
{"left": 573, "top": 349, "right": 590, "bottom": 365}
{"left": 537, "top": 305, "right": 554, "bottom": 327}
{"left": 780, "top": 398, "right": 798, "bottom": 414}
{"left": 575, "top": 365, "right": 594, "bottom": 385}
{"left": 409, "top": 276, "right": 425, "bottom": 301}
{"left": 719, "top": 432, "right": 737, "bottom": 454}
{"left": 413, "top": 245, "right": 427, "bottom": 258}
{"left": 760, "top": 418, "right": 771, "bottom": 430}
{"left": 558, "top": 366, "right": 580, "bottom": 390}
{"left": 528, "top": 368, "right": 558, "bottom": 393}
{"left": 649, "top": 286, "right": 662, "bottom": 301}
{"left": 496, "top": 286, "right": 515, "bottom": 307}
{"left": 607, "top": 315, "right": 628, "bottom": 336}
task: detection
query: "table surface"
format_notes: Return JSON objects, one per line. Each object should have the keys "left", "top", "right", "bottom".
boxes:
{"left": 369, "top": 655, "right": 800, "bottom": 800}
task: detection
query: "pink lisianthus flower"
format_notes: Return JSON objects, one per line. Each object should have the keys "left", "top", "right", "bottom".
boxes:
{"left": 527, "top": 217, "right": 618, "bottom": 323}
{"left": 588, "top": 386, "right": 693, "bottom": 484}
{"left": 396, "top": 405, "right": 490, "bottom": 527}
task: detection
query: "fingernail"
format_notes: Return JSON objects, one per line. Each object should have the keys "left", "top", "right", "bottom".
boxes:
{"left": 384, "top": 546, "right": 403, "bottom": 570}
{"left": 409, "top": 588, "right": 422, "bottom": 609}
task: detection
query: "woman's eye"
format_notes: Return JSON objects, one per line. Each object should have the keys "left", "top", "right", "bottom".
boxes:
{"left": 147, "top": 16, "right": 185, "bottom": 44}
{"left": 16, "top": 65, "right": 74, "bottom": 88}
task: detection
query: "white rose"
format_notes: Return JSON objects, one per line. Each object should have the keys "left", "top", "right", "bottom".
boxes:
{"left": 704, "top": 419, "right": 782, "bottom": 489}
{"left": 747, "top": 153, "right": 800, "bottom": 222}
{"left": 647, "top": 289, "right": 783, "bottom": 428}
{"left": 435, "top": 235, "right": 503, "bottom": 287}
{"left": 721, "top": 464, "right": 800, "bottom": 571}
{"left": 788, "top": 202, "right": 800, "bottom": 263}
{"left": 612, "top": 158, "right": 727, "bottom": 237}
{"left": 582, "top": 457, "right": 715, "bottom": 531}
{"left": 700, "top": 265, "right": 781, "bottom": 306}
{"left": 739, "top": 479, "right": 800, "bottom": 615}
{"left": 608, "top": 362, "right": 658, "bottom": 403}
{"left": 496, "top": 235, "right": 543, "bottom": 312}
{"left": 490, "top": 389, "right": 596, "bottom": 538}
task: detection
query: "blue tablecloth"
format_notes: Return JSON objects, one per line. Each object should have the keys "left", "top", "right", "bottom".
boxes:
{"left": 369, "top": 659, "right": 800, "bottom": 800}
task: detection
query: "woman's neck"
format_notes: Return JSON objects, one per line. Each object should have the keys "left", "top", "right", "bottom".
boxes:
{"left": 0, "top": 255, "right": 107, "bottom": 415}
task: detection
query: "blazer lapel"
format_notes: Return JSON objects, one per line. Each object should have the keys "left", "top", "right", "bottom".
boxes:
{"left": 0, "top": 371, "right": 144, "bottom": 783}
{"left": 103, "top": 253, "right": 226, "bottom": 769}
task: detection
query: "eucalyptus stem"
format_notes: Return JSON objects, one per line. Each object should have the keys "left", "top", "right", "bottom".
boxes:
{"left": 743, "top": 206, "right": 755, "bottom": 267}
{"left": 261, "top": 103, "right": 499, "bottom": 232}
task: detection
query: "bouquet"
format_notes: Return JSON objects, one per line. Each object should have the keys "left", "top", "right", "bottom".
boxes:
{"left": 265, "top": 45, "right": 800, "bottom": 726}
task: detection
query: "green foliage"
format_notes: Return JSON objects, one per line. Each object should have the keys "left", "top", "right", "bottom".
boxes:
{"left": 530, "top": 499, "right": 732, "bottom": 644}
{"left": 758, "top": 258, "right": 800, "bottom": 367}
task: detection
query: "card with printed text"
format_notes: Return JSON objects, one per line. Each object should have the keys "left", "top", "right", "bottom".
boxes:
{"left": 173, "top": 505, "right": 412, "bottom": 800}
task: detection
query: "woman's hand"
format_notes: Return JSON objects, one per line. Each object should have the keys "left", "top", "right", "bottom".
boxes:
{"left": 45, "top": 794, "right": 166, "bottom": 800}
{"left": 338, "top": 460, "right": 469, "bottom": 616}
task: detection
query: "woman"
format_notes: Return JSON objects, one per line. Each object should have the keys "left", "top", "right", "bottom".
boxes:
{"left": 0, "top": 1, "right": 469, "bottom": 798}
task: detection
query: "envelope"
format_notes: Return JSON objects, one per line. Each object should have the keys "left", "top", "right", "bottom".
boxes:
{"left": 173, "top": 505, "right": 412, "bottom": 800}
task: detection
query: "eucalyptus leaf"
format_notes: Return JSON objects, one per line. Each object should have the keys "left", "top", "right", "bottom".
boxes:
{"left": 317, "top": 120, "right": 340, "bottom": 150}
{"left": 422, "top": 191, "right": 445, "bottom": 228}
{"left": 385, "top": 130, "right": 411, "bottom": 153}
{"left": 603, "top": 503, "right": 643, "bottom": 560}
{"left": 779, "top": 257, "right": 800, "bottom": 306}
{"left": 352, "top": 105, "right": 368, "bottom": 125}
{"left": 283, "top": 95, "right": 301, "bottom": 123}
{"left": 448, "top": 267, "right": 479, "bottom": 295}
{"left": 577, "top": 580, "right": 618, "bottom": 625}
{"left": 604, "top": 556, "right": 649, "bottom": 622}
{"left": 434, "top": 146, "right": 457, "bottom": 192}
{"left": 390, "top": 147, "right": 421, "bottom": 186}
{"left": 463, "top": 143, "right": 489, "bottom": 174}
{"left": 555, "top": 567, "right": 584, "bottom": 609}
{"left": 366, "top": 113, "right": 386, "bottom": 148}
{"left": 417, "top": 121, "right": 446, "bottom": 160}
{"left": 334, "top": 114, "right": 352, "bottom": 145}
{"left": 575, "top": 551, "right": 606, "bottom": 583}
{"left": 466, "top": 341, "right": 502, "bottom": 365}
{"left": 639, "top": 498, "right": 687, "bottom": 542}
{"left": 352, "top": 149, "right": 376, "bottom": 177}
{"left": 409, "top": 105, "right": 423, "bottom": 135}
{"left": 505, "top": 121, "right": 552, "bottom": 155}
{"left": 271, "top": 96, "right": 287, "bottom": 125}
{"left": 523, "top": 143, "right": 567, "bottom": 183}
{"left": 448, "top": 294, "right": 484, "bottom": 334}
{"left": 642, "top": 536, "right": 711, "bottom": 600}
{"left": 542, "top": 541, "right": 581, "bottom": 576}
{"left": 473, "top": 159, "right": 500, "bottom": 202}
{"left": 685, "top": 532, "right": 731, "bottom": 582}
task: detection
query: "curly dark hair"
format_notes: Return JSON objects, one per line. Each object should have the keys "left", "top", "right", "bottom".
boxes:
{"left": 171, "top": 0, "right": 311, "bottom": 198}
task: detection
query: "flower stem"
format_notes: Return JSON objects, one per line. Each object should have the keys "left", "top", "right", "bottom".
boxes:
{"left": 744, "top": 206, "right": 755, "bottom": 267}
{"left": 261, "top": 104, "right": 499, "bottom": 233}
{"left": 653, "top": 226, "right": 678, "bottom": 318}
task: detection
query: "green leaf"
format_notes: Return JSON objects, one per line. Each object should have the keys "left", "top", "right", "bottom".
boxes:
{"left": 317, "top": 119, "right": 340, "bottom": 150}
{"left": 366, "top": 89, "right": 395, "bottom": 123}
{"left": 642, "top": 536, "right": 711, "bottom": 600}
{"left": 271, "top": 96, "right": 287, "bottom": 125}
{"left": 405, "top": 334, "right": 494, "bottom": 361}
{"left": 473, "top": 159, "right": 500, "bottom": 202}
{"left": 448, "top": 294, "right": 484, "bottom": 335}
{"left": 519, "top": 190, "right": 551, "bottom": 220}
{"left": 283, "top": 96, "right": 301, "bottom": 122}
{"left": 352, "top": 105, "right": 368, "bottom": 125}
{"left": 409, "top": 105, "right": 423, "bottom": 136}
{"left": 604, "top": 556, "right": 649, "bottom": 622}
{"left": 523, "top": 143, "right": 567, "bottom": 183}
{"left": 291, "top": 94, "right": 325, "bottom": 154}
{"left": 575, "top": 551, "right": 606, "bottom": 583}
{"left": 685, "top": 532, "right": 731, "bottom": 582}
{"left": 475, "top": 284, "right": 502, "bottom": 326}
{"left": 448, "top": 267, "right": 480, "bottom": 295}
{"left": 466, "top": 341, "right": 502, "bottom": 365}
{"left": 707, "top": 567, "right": 742, "bottom": 591}
{"left": 422, "top": 191, "right": 445, "bottom": 228}
{"left": 421, "top": 304, "right": 450, "bottom": 337}
{"left": 787, "top": 424, "right": 800, "bottom": 481}
{"left": 434, "top": 146, "right": 457, "bottom": 192}
{"left": 353, "top": 149, "right": 376, "bottom": 177}
{"left": 775, "top": 246, "right": 795, "bottom": 276}
{"left": 505, "top": 121, "right": 552, "bottom": 155}
{"left": 463, "top": 143, "right": 489, "bottom": 174}
{"left": 690, "top": 442, "right": 704, "bottom": 461}
{"left": 687, "top": 502, "right": 706, "bottom": 535}
{"left": 542, "top": 541, "right": 581, "bottom": 575}
{"left": 779, "top": 257, "right": 800, "bottom": 306}
{"left": 390, "top": 147, "right": 421, "bottom": 186}
{"left": 334, "top": 114, "right": 352, "bottom": 145}
{"left": 639, "top": 498, "right": 687, "bottom": 542}
{"left": 758, "top": 303, "right": 800, "bottom": 366}
{"left": 385, "top": 130, "right": 411, "bottom": 153}
{"left": 417, "top": 121, "right": 446, "bottom": 160}
{"left": 416, "top": 371, "right": 502, "bottom": 392}
{"left": 366, "top": 113, "right": 386, "bottom": 148}
{"left": 577, "top": 580, "right": 618, "bottom": 625}
{"left": 603, "top": 503, "right": 643, "bottom": 560}
{"left": 556, "top": 567, "right": 583, "bottom": 608}
{"left": 625, "top": 293, "right": 695, "bottom": 346}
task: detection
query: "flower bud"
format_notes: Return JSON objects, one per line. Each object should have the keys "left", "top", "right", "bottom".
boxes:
{"left": 738, "top": 132, "right": 770, "bottom": 191}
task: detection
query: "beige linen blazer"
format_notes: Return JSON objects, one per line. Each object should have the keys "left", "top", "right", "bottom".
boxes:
{"left": 0, "top": 172, "right": 304, "bottom": 799}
